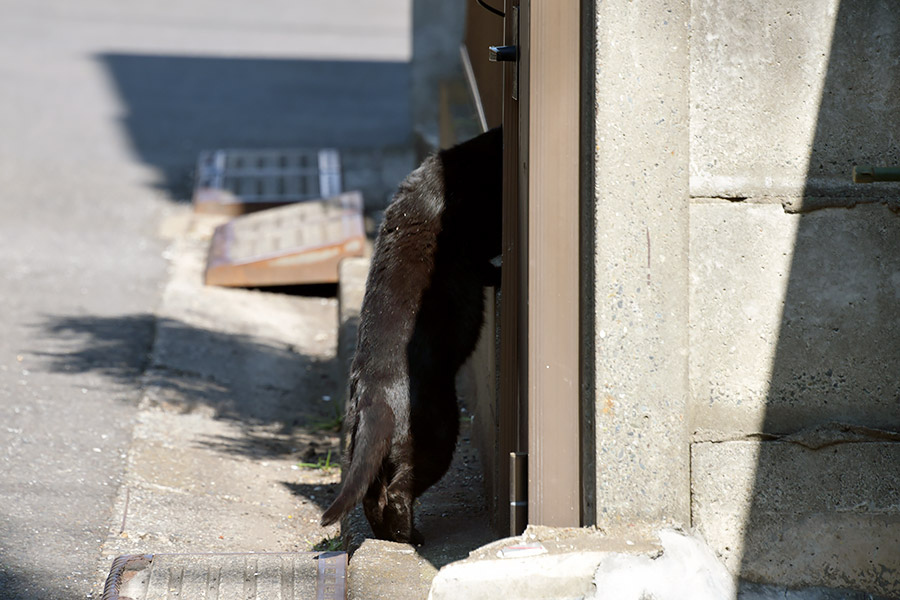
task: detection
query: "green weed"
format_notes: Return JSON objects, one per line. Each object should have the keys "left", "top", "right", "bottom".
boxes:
{"left": 310, "top": 405, "right": 344, "bottom": 432}
{"left": 311, "top": 535, "right": 343, "bottom": 552}
{"left": 297, "top": 449, "right": 339, "bottom": 472}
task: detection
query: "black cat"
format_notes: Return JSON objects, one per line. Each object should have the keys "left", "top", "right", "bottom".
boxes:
{"left": 320, "top": 128, "right": 503, "bottom": 544}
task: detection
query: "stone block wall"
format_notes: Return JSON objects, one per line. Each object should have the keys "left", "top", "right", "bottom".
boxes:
{"left": 592, "top": 0, "right": 900, "bottom": 594}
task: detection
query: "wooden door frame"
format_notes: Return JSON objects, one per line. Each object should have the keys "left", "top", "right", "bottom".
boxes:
{"left": 519, "top": 0, "right": 582, "bottom": 528}
{"left": 462, "top": 0, "right": 585, "bottom": 532}
{"left": 499, "top": 0, "right": 523, "bottom": 536}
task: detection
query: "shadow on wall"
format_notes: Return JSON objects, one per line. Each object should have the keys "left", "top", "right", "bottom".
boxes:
{"left": 98, "top": 53, "right": 412, "bottom": 200}
{"left": 742, "top": 0, "right": 900, "bottom": 594}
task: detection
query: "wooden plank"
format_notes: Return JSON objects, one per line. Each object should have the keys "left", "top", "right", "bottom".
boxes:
{"left": 204, "top": 192, "right": 365, "bottom": 288}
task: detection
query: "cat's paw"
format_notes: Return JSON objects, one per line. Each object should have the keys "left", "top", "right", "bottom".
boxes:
{"left": 409, "top": 528, "right": 425, "bottom": 547}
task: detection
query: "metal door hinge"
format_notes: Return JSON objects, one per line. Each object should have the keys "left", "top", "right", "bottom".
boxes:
{"left": 510, "top": 451, "right": 527, "bottom": 536}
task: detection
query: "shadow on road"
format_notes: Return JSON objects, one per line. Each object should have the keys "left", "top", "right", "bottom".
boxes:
{"left": 0, "top": 566, "right": 84, "bottom": 600}
{"left": 32, "top": 313, "right": 340, "bottom": 450}
{"left": 99, "top": 53, "right": 412, "bottom": 200}
{"left": 282, "top": 481, "right": 340, "bottom": 512}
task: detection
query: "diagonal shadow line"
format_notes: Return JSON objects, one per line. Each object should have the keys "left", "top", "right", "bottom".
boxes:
{"left": 739, "top": 1, "right": 900, "bottom": 595}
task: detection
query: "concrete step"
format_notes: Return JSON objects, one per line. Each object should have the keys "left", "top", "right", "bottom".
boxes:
{"left": 427, "top": 526, "right": 896, "bottom": 600}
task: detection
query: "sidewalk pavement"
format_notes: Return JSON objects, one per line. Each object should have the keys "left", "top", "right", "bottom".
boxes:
{"left": 94, "top": 209, "right": 346, "bottom": 591}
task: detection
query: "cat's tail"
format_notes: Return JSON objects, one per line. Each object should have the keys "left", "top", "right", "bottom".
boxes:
{"left": 320, "top": 396, "right": 394, "bottom": 527}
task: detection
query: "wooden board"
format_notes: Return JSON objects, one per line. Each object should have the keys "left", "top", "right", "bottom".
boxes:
{"left": 204, "top": 191, "right": 365, "bottom": 287}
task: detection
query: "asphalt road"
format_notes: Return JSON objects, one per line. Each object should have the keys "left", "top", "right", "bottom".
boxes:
{"left": 0, "top": 2, "right": 409, "bottom": 597}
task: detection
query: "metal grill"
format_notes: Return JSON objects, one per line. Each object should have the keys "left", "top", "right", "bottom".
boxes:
{"left": 193, "top": 148, "right": 342, "bottom": 215}
{"left": 102, "top": 552, "right": 347, "bottom": 600}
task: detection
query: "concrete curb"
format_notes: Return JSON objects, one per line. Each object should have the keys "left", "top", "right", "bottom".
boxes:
{"left": 429, "top": 526, "right": 660, "bottom": 600}
{"left": 428, "top": 526, "right": 891, "bottom": 600}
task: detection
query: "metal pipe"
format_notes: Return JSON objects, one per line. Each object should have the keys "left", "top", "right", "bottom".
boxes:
{"left": 852, "top": 166, "right": 900, "bottom": 183}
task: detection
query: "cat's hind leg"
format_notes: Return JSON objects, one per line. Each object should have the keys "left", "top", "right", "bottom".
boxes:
{"left": 364, "top": 458, "right": 422, "bottom": 545}
{"left": 362, "top": 476, "right": 389, "bottom": 539}
{"left": 382, "top": 469, "right": 423, "bottom": 545}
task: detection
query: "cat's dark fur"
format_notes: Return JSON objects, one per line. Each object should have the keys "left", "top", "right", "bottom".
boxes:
{"left": 320, "top": 128, "right": 502, "bottom": 544}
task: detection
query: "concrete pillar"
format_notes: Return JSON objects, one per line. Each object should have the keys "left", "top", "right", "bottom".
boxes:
{"left": 590, "top": 0, "right": 692, "bottom": 531}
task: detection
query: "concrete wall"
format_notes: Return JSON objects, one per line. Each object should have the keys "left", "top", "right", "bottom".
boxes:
{"left": 592, "top": 0, "right": 900, "bottom": 595}
{"left": 591, "top": 0, "right": 691, "bottom": 533}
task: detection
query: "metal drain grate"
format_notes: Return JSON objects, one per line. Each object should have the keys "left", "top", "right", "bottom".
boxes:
{"left": 204, "top": 191, "right": 365, "bottom": 287}
{"left": 102, "top": 552, "right": 347, "bottom": 600}
{"left": 193, "top": 148, "right": 342, "bottom": 215}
